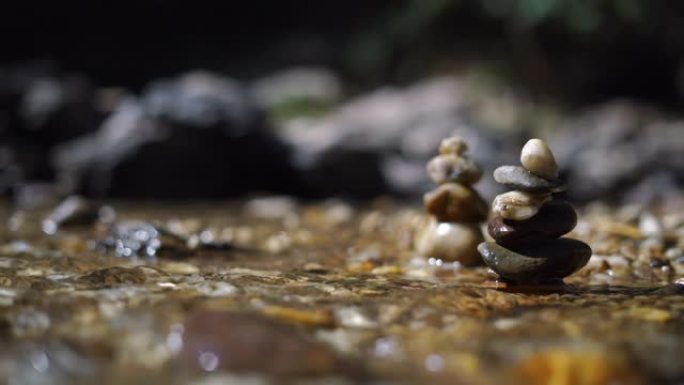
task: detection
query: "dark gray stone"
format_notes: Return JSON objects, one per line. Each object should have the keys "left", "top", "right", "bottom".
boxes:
{"left": 493, "top": 165, "right": 565, "bottom": 193}
{"left": 53, "top": 94, "right": 299, "bottom": 199}
{"left": 478, "top": 239, "right": 592, "bottom": 283}
{"left": 142, "top": 71, "right": 256, "bottom": 136}
{"left": 487, "top": 200, "right": 577, "bottom": 247}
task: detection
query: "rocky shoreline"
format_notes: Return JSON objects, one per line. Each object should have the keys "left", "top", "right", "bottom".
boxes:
{"left": 2, "top": 68, "right": 683, "bottom": 204}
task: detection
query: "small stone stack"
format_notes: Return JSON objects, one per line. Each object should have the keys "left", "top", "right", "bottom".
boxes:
{"left": 478, "top": 139, "right": 592, "bottom": 284}
{"left": 416, "top": 136, "right": 488, "bottom": 265}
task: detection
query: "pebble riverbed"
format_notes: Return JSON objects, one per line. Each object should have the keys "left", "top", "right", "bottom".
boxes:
{"left": 0, "top": 197, "right": 683, "bottom": 385}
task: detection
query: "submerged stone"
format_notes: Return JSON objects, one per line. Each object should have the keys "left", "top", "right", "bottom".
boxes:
{"left": 478, "top": 239, "right": 592, "bottom": 283}
{"left": 180, "top": 310, "right": 353, "bottom": 377}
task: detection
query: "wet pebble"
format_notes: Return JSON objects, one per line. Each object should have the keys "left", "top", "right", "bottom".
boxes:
{"left": 487, "top": 200, "right": 577, "bottom": 247}
{"left": 423, "top": 183, "right": 488, "bottom": 223}
{"left": 492, "top": 191, "right": 550, "bottom": 221}
{"left": 415, "top": 221, "right": 482, "bottom": 265}
{"left": 98, "top": 221, "right": 188, "bottom": 259}
{"left": 493, "top": 166, "right": 565, "bottom": 193}
{"left": 520, "top": 138, "right": 559, "bottom": 179}
{"left": 180, "top": 310, "right": 353, "bottom": 377}
{"left": 478, "top": 239, "right": 592, "bottom": 283}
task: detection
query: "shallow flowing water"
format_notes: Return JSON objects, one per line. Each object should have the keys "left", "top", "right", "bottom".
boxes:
{"left": 0, "top": 198, "right": 682, "bottom": 385}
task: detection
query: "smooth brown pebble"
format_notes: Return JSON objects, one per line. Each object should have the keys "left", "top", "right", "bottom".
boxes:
{"left": 424, "top": 183, "right": 488, "bottom": 222}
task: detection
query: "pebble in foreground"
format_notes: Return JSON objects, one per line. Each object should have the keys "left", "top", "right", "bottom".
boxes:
{"left": 480, "top": 138, "right": 592, "bottom": 283}
{"left": 416, "top": 136, "right": 487, "bottom": 265}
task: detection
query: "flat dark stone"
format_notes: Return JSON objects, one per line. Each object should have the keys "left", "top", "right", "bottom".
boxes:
{"left": 487, "top": 200, "right": 577, "bottom": 247}
{"left": 493, "top": 165, "right": 566, "bottom": 193}
{"left": 478, "top": 239, "right": 592, "bottom": 284}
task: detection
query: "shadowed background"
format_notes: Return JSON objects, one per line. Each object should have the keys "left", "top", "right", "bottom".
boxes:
{"left": 1, "top": 0, "right": 683, "bottom": 204}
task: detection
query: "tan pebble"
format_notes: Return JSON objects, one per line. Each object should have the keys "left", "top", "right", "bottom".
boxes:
{"left": 415, "top": 220, "right": 483, "bottom": 265}
{"left": 346, "top": 260, "right": 379, "bottom": 273}
{"left": 520, "top": 138, "right": 559, "bottom": 179}
{"left": 16, "top": 268, "right": 47, "bottom": 277}
{"left": 161, "top": 262, "right": 200, "bottom": 275}
{"left": 593, "top": 219, "right": 643, "bottom": 239}
{"left": 264, "top": 231, "right": 293, "bottom": 254}
{"left": 514, "top": 348, "right": 642, "bottom": 385}
{"left": 260, "top": 305, "right": 335, "bottom": 327}
{"left": 439, "top": 136, "right": 468, "bottom": 156}
{"left": 371, "top": 265, "right": 403, "bottom": 275}
{"left": 424, "top": 183, "right": 488, "bottom": 222}
{"left": 492, "top": 191, "right": 550, "bottom": 220}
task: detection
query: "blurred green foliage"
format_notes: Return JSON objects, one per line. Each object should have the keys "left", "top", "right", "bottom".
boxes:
{"left": 345, "top": 0, "right": 676, "bottom": 104}
{"left": 481, "top": 0, "right": 646, "bottom": 31}
{"left": 269, "top": 98, "right": 333, "bottom": 123}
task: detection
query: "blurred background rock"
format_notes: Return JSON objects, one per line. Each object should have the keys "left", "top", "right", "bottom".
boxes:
{"left": 0, "top": 0, "right": 682, "bottom": 204}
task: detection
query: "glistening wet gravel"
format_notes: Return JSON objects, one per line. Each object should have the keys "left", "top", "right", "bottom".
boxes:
{"left": 0, "top": 198, "right": 683, "bottom": 385}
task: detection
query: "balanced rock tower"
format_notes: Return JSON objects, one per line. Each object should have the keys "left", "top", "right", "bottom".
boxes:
{"left": 416, "top": 136, "right": 488, "bottom": 265}
{"left": 478, "top": 138, "right": 592, "bottom": 283}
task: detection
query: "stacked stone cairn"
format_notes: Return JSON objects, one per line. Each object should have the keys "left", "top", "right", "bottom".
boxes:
{"left": 478, "top": 138, "right": 592, "bottom": 284}
{"left": 416, "top": 136, "right": 488, "bottom": 265}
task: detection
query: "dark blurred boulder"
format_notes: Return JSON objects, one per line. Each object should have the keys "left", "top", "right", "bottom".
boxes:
{"left": 0, "top": 65, "right": 104, "bottom": 196}
{"left": 52, "top": 98, "right": 159, "bottom": 195}
{"left": 549, "top": 101, "right": 684, "bottom": 204}
{"left": 142, "top": 71, "right": 257, "bottom": 136}
{"left": 276, "top": 77, "right": 514, "bottom": 199}
{"left": 19, "top": 75, "right": 101, "bottom": 144}
{"left": 0, "top": 146, "right": 22, "bottom": 196}
{"left": 52, "top": 72, "right": 300, "bottom": 198}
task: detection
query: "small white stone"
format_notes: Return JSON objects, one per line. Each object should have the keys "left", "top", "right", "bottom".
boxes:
{"left": 492, "top": 191, "right": 550, "bottom": 220}
{"left": 520, "top": 138, "right": 558, "bottom": 179}
{"left": 639, "top": 211, "right": 664, "bottom": 240}
{"left": 415, "top": 220, "right": 483, "bottom": 265}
